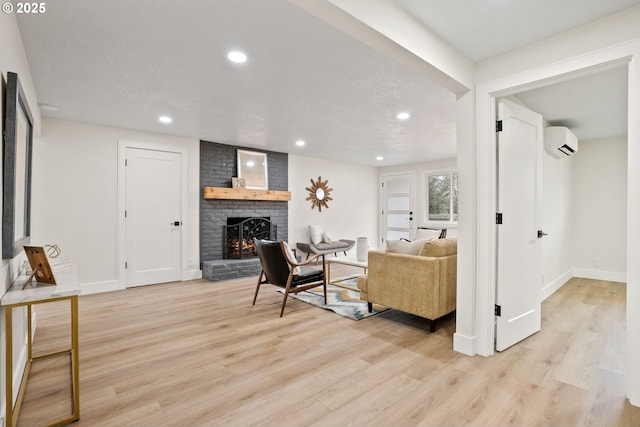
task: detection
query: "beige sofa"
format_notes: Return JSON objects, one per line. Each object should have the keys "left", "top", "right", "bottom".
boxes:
{"left": 357, "top": 238, "right": 457, "bottom": 331}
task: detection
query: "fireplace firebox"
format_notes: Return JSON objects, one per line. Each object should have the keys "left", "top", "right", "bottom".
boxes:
{"left": 224, "top": 217, "right": 276, "bottom": 259}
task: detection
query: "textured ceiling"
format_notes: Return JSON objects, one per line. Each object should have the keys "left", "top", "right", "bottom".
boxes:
{"left": 16, "top": 1, "right": 637, "bottom": 167}
{"left": 16, "top": 0, "right": 456, "bottom": 167}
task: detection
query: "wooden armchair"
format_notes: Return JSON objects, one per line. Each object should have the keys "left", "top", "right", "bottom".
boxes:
{"left": 253, "top": 239, "right": 327, "bottom": 317}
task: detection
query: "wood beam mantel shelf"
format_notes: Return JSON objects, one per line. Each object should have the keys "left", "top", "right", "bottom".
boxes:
{"left": 203, "top": 187, "right": 291, "bottom": 201}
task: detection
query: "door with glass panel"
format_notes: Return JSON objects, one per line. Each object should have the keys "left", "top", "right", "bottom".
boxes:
{"left": 380, "top": 174, "right": 414, "bottom": 247}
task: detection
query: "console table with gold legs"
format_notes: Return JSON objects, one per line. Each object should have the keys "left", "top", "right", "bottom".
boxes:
{"left": 1, "top": 267, "right": 80, "bottom": 427}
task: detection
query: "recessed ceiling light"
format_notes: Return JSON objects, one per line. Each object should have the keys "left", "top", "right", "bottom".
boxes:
{"left": 228, "top": 51, "right": 248, "bottom": 63}
{"left": 246, "top": 161, "right": 255, "bottom": 167}
{"left": 396, "top": 112, "right": 410, "bottom": 120}
{"left": 296, "top": 140, "right": 306, "bottom": 147}
{"left": 38, "top": 103, "right": 58, "bottom": 111}
{"left": 376, "top": 156, "right": 384, "bottom": 161}
{"left": 158, "top": 115, "right": 173, "bottom": 124}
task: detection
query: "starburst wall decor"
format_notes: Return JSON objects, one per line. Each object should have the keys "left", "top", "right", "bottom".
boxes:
{"left": 305, "top": 176, "right": 333, "bottom": 211}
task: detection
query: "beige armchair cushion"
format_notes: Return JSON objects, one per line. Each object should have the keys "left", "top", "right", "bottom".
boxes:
{"left": 418, "top": 238, "right": 457, "bottom": 257}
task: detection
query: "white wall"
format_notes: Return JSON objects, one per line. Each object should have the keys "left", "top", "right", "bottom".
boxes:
{"left": 288, "top": 155, "right": 378, "bottom": 252}
{"left": 0, "top": 12, "right": 43, "bottom": 422}
{"left": 541, "top": 144, "right": 574, "bottom": 299}
{"left": 453, "top": 90, "right": 477, "bottom": 355}
{"left": 572, "top": 137, "right": 627, "bottom": 281}
{"left": 530, "top": 131, "right": 628, "bottom": 293}
{"left": 31, "top": 118, "right": 201, "bottom": 293}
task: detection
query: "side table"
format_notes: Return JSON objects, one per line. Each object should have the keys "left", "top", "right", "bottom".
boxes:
{"left": 326, "top": 257, "right": 368, "bottom": 291}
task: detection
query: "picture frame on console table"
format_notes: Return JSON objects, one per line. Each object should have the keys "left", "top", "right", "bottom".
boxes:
{"left": 232, "top": 177, "right": 245, "bottom": 188}
{"left": 2, "top": 71, "right": 34, "bottom": 259}
{"left": 23, "top": 246, "right": 57, "bottom": 288}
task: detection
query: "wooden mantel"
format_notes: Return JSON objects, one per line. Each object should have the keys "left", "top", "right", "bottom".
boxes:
{"left": 203, "top": 187, "right": 291, "bottom": 201}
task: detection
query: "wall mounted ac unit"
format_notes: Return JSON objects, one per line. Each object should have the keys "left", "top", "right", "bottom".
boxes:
{"left": 545, "top": 126, "right": 578, "bottom": 158}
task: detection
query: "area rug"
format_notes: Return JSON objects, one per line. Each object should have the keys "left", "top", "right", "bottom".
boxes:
{"left": 280, "top": 285, "right": 388, "bottom": 320}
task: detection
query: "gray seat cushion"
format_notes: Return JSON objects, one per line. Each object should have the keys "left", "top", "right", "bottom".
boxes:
{"left": 313, "top": 241, "right": 350, "bottom": 250}
{"left": 296, "top": 239, "right": 355, "bottom": 254}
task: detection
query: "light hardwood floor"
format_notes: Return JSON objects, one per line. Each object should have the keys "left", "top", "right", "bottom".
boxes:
{"left": 16, "top": 266, "right": 640, "bottom": 426}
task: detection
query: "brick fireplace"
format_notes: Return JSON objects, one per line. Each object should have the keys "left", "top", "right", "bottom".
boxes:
{"left": 200, "top": 141, "right": 288, "bottom": 281}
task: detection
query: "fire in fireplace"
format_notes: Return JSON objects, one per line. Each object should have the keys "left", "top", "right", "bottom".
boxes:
{"left": 224, "top": 217, "right": 276, "bottom": 259}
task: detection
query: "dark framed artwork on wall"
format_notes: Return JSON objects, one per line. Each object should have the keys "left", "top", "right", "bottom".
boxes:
{"left": 3, "top": 71, "right": 34, "bottom": 259}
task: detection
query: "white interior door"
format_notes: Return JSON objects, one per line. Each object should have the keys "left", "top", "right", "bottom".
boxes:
{"left": 496, "top": 99, "right": 543, "bottom": 351}
{"left": 125, "top": 147, "right": 182, "bottom": 287}
{"left": 381, "top": 174, "right": 414, "bottom": 246}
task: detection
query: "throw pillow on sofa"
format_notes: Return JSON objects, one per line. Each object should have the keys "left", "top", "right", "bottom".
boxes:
{"left": 415, "top": 228, "right": 443, "bottom": 241}
{"left": 385, "top": 239, "right": 429, "bottom": 255}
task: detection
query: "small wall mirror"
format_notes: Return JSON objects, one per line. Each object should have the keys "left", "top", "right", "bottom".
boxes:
{"left": 306, "top": 176, "right": 332, "bottom": 211}
{"left": 237, "top": 149, "right": 268, "bottom": 190}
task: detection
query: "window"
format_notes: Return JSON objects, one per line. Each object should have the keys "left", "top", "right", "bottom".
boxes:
{"left": 427, "top": 172, "right": 458, "bottom": 222}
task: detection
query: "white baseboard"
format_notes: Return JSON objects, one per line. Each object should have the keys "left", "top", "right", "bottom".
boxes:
{"left": 453, "top": 332, "right": 476, "bottom": 356}
{"left": 541, "top": 268, "right": 626, "bottom": 301}
{"left": 572, "top": 268, "right": 626, "bottom": 283}
{"left": 80, "top": 273, "right": 202, "bottom": 295}
{"left": 541, "top": 269, "right": 573, "bottom": 301}
{"left": 184, "top": 269, "right": 202, "bottom": 281}
{"left": 80, "top": 280, "right": 122, "bottom": 295}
